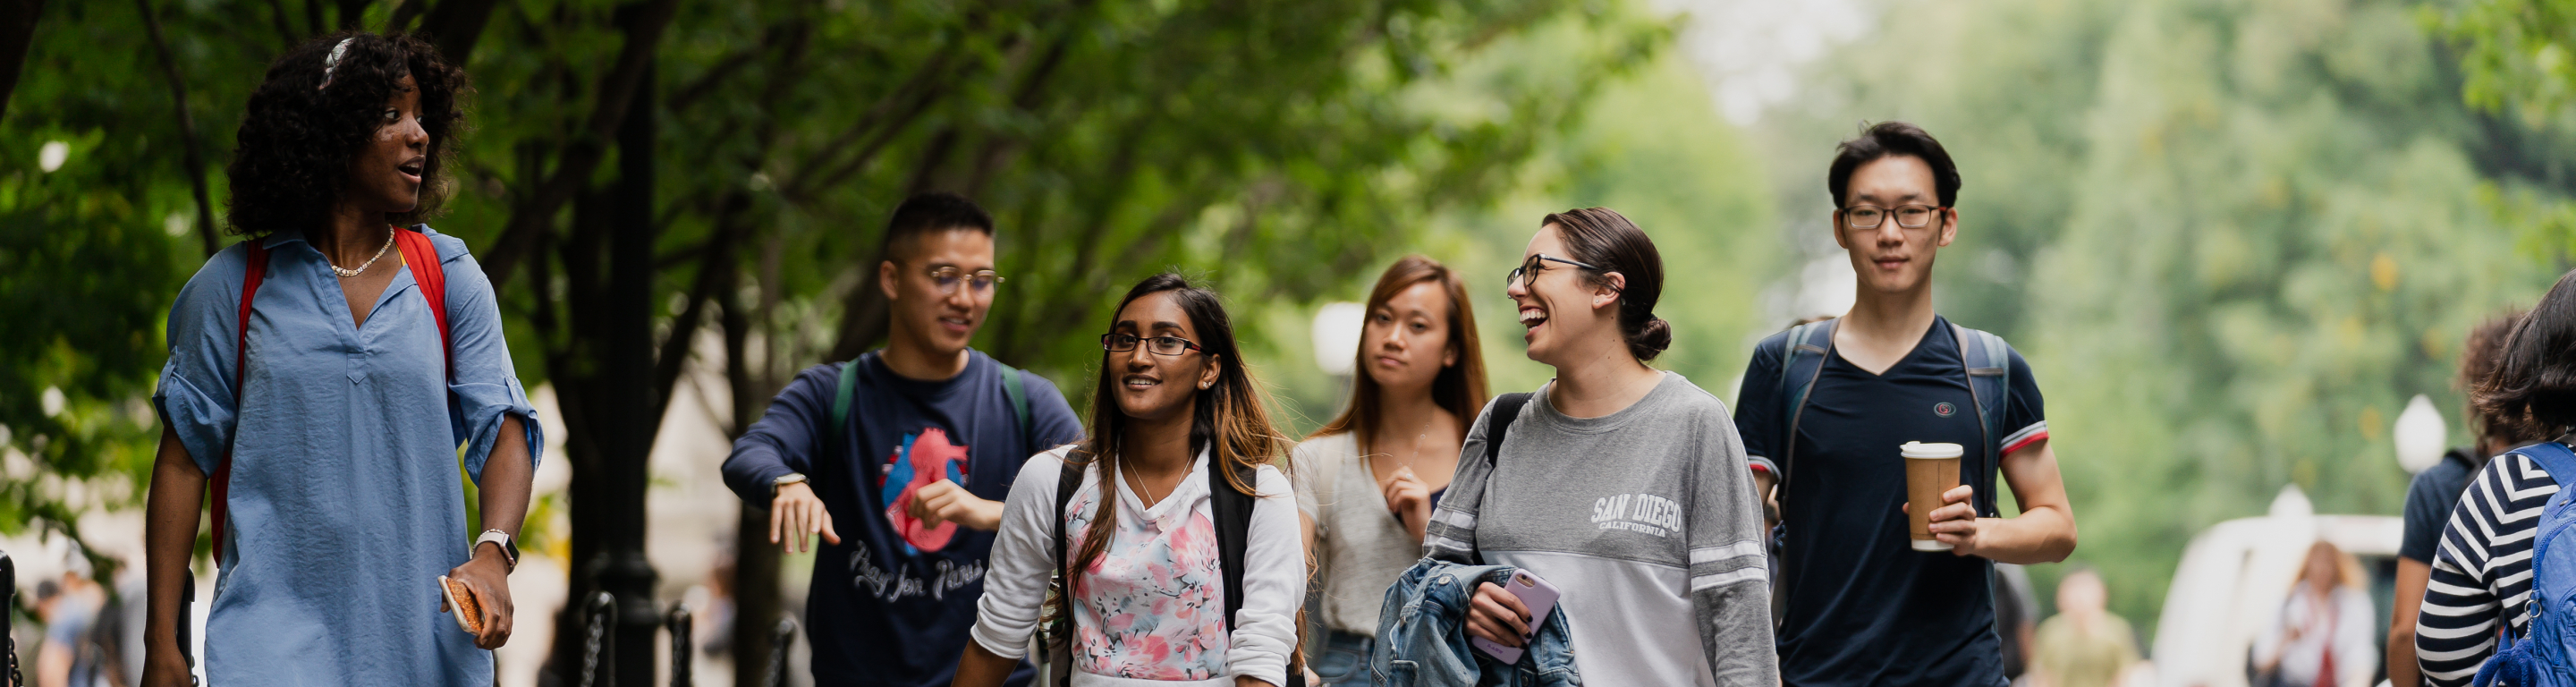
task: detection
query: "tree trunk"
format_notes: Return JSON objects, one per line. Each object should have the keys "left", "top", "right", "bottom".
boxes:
{"left": 0, "top": 0, "right": 47, "bottom": 125}
{"left": 597, "top": 55, "right": 661, "bottom": 685}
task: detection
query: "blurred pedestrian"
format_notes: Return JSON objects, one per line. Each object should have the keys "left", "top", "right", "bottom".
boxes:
{"left": 720, "top": 191, "right": 1084, "bottom": 687}
{"left": 1427, "top": 208, "right": 1776, "bottom": 685}
{"left": 1733, "top": 122, "right": 2076, "bottom": 687}
{"left": 2386, "top": 310, "right": 2532, "bottom": 687}
{"left": 1291, "top": 256, "right": 1489, "bottom": 685}
{"left": 33, "top": 562, "right": 108, "bottom": 687}
{"left": 2029, "top": 568, "right": 2138, "bottom": 687}
{"left": 141, "top": 31, "right": 539, "bottom": 687}
{"left": 957, "top": 275, "right": 1305, "bottom": 687}
{"left": 2417, "top": 269, "right": 2576, "bottom": 686}
{"left": 2255, "top": 541, "right": 2374, "bottom": 687}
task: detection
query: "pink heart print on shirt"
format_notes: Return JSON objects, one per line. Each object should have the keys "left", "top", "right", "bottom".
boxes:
{"left": 886, "top": 428, "right": 970, "bottom": 553}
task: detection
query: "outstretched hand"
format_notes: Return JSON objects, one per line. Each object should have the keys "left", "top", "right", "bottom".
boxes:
{"left": 771, "top": 480, "right": 842, "bottom": 553}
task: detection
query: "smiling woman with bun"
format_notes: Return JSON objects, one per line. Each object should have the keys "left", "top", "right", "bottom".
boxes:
{"left": 1419, "top": 208, "right": 1777, "bottom": 686}
{"left": 140, "top": 31, "right": 540, "bottom": 686}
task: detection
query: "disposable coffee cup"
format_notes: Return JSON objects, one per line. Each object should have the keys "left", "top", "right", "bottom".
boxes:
{"left": 1902, "top": 441, "right": 1963, "bottom": 552}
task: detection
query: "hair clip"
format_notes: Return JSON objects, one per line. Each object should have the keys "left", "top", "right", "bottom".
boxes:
{"left": 318, "top": 38, "right": 356, "bottom": 90}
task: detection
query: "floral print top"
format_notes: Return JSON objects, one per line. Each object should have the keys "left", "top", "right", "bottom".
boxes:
{"left": 1063, "top": 469, "right": 1229, "bottom": 679}
{"left": 970, "top": 445, "right": 1304, "bottom": 687}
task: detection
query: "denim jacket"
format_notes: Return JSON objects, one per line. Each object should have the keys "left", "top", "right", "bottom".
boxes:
{"left": 1372, "top": 558, "right": 1580, "bottom": 687}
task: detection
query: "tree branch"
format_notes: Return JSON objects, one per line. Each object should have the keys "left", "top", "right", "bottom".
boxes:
{"left": 136, "top": 0, "right": 222, "bottom": 256}
{"left": 335, "top": 0, "right": 368, "bottom": 30}
{"left": 382, "top": 0, "right": 424, "bottom": 33}
{"left": 417, "top": 0, "right": 501, "bottom": 65}
{"left": 479, "top": 0, "right": 682, "bottom": 293}
{"left": 0, "top": 0, "right": 47, "bottom": 125}
{"left": 258, "top": 0, "right": 295, "bottom": 49}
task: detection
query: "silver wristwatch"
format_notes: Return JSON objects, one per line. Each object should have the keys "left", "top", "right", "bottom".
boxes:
{"left": 774, "top": 472, "right": 809, "bottom": 495}
{"left": 474, "top": 529, "right": 519, "bottom": 572}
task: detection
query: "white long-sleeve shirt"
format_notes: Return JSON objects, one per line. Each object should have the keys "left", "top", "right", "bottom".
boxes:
{"left": 970, "top": 445, "right": 1304, "bottom": 687}
{"left": 2254, "top": 585, "right": 2376, "bottom": 687}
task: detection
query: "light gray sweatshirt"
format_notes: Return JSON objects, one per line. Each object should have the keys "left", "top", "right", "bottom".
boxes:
{"left": 1422, "top": 372, "right": 1777, "bottom": 686}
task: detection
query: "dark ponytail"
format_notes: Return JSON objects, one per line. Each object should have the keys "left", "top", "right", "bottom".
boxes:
{"left": 2477, "top": 269, "right": 2576, "bottom": 440}
{"left": 1542, "top": 208, "right": 1671, "bottom": 361}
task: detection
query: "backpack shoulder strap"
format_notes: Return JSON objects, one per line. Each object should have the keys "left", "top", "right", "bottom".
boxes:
{"left": 1210, "top": 460, "right": 1258, "bottom": 633}
{"left": 1465, "top": 392, "right": 1535, "bottom": 567}
{"left": 996, "top": 360, "right": 1034, "bottom": 453}
{"left": 212, "top": 242, "right": 273, "bottom": 563}
{"left": 2518, "top": 443, "right": 2576, "bottom": 502}
{"left": 1952, "top": 323, "right": 2012, "bottom": 518}
{"left": 393, "top": 226, "right": 452, "bottom": 377}
{"left": 1046, "top": 454, "right": 1085, "bottom": 687}
{"left": 1775, "top": 318, "right": 1837, "bottom": 489}
{"left": 829, "top": 359, "right": 862, "bottom": 454}
{"left": 1484, "top": 393, "right": 1534, "bottom": 469}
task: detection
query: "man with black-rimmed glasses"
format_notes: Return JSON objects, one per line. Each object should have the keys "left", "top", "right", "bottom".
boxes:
{"left": 1733, "top": 122, "right": 2079, "bottom": 686}
{"left": 721, "top": 192, "right": 1085, "bottom": 687}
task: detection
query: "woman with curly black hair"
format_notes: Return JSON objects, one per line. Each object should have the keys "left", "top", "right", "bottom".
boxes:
{"left": 140, "top": 31, "right": 539, "bottom": 686}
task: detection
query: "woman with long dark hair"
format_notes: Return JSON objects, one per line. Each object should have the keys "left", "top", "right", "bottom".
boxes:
{"left": 957, "top": 275, "right": 1303, "bottom": 687}
{"left": 140, "top": 32, "right": 538, "bottom": 686}
{"left": 1420, "top": 208, "right": 1775, "bottom": 685}
{"left": 1292, "top": 256, "right": 1487, "bottom": 684}
{"left": 2417, "top": 270, "right": 2576, "bottom": 686}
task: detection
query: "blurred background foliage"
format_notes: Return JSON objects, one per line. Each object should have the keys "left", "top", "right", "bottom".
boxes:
{"left": 11, "top": 0, "right": 2576, "bottom": 670}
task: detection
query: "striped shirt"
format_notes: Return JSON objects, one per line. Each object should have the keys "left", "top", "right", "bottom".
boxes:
{"left": 2418, "top": 450, "right": 2561, "bottom": 686}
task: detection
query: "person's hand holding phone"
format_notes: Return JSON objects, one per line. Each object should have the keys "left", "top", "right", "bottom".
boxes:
{"left": 1463, "top": 581, "right": 1532, "bottom": 649}
{"left": 771, "top": 480, "right": 841, "bottom": 553}
{"left": 441, "top": 546, "right": 515, "bottom": 649}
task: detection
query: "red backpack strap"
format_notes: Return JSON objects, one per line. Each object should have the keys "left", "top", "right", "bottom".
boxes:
{"left": 393, "top": 226, "right": 452, "bottom": 377}
{"left": 214, "top": 242, "right": 272, "bottom": 562}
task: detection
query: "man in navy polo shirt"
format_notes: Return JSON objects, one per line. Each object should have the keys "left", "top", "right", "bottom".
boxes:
{"left": 722, "top": 192, "right": 1083, "bottom": 687}
{"left": 1733, "top": 122, "right": 2079, "bottom": 686}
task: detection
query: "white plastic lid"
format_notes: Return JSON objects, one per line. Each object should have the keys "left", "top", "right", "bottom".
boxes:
{"left": 1901, "top": 441, "right": 1963, "bottom": 459}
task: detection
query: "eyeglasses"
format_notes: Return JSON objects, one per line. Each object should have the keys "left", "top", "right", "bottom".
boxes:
{"left": 1842, "top": 204, "right": 1944, "bottom": 230}
{"left": 1100, "top": 333, "right": 1205, "bottom": 357}
{"left": 1504, "top": 253, "right": 1603, "bottom": 291}
{"left": 924, "top": 267, "right": 1004, "bottom": 293}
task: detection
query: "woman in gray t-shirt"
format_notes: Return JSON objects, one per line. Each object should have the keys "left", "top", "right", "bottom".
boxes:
{"left": 1422, "top": 208, "right": 1777, "bottom": 686}
{"left": 1292, "top": 255, "right": 1490, "bottom": 685}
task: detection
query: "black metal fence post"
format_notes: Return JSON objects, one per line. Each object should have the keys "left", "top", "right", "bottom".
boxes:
{"left": 4, "top": 551, "right": 18, "bottom": 687}
{"left": 764, "top": 616, "right": 795, "bottom": 687}
{"left": 665, "top": 602, "right": 691, "bottom": 687}
{"left": 579, "top": 591, "right": 617, "bottom": 687}
{"left": 179, "top": 565, "right": 196, "bottom": 685}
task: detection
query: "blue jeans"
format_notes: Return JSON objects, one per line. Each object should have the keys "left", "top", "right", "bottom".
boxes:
{"left": 1310, "top": 630, "right": 1375, "bottom": 685}
{"left": 1371, "top": 559, "right": 1580, "bottom": 687}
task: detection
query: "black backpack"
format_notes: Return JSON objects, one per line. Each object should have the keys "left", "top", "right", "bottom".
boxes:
{"left": 1038, "top": 452, "right": 1302, "bottom": 686}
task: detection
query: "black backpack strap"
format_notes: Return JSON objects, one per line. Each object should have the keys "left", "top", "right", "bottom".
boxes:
{"left": 1484, "top": 393, "right": 1533, "bottom": 470}
{"left": 1046, "top": 455, "right": 1085, "bottom": 687}
{"left": 1468, "top": 393, "right": 1534, "bottom": 566}
{"left": 1210, "top": 461, "right": 1258, "bottom": 632}
{"left": 1207, "top": 459, "right": 1306, "bottom": 686}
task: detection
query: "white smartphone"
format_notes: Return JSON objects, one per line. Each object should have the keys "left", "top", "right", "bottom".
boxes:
{"left": 1470, "top": 568, "right": 1561, "bottom": 665}
{"left": 439, "top": 575, "right": 485, "bottom": 636}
